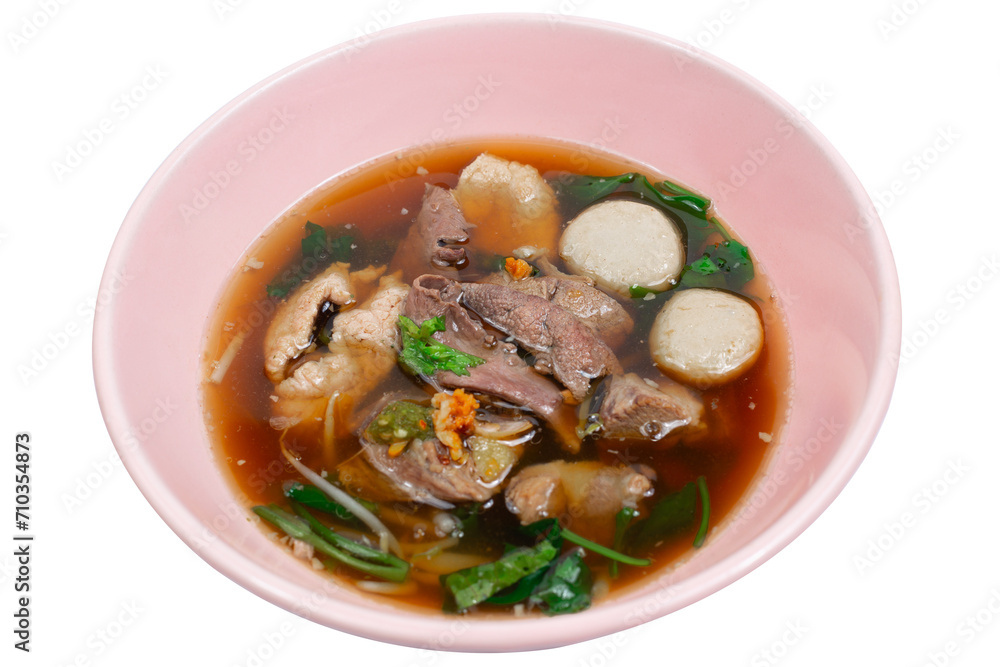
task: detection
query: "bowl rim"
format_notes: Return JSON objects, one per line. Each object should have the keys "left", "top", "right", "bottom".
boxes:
{"left": 93, "top": 12, "right": 901, "bottom": 651}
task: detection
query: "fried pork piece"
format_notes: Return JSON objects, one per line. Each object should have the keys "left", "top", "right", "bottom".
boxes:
{"left": 597, "top": 373, "right": 704, "bottom": 443}
{"left": 263, "top": 263, "right": 385, "bottom": 383}
{"left": 481, "top": 271, "right": 634, "bottom": 348}
{"left": 505, "top": 461, "right": 653, "bottom": 543}
{"left": 453, "top": 152, "right": 560, "bottom": 253}
{"left": 271, "top": 273, "right": 408, "bottom": 425}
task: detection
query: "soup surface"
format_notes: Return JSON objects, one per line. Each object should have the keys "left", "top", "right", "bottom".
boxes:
{"left": 203, "top": 139, "right": 790, "bottom": 615}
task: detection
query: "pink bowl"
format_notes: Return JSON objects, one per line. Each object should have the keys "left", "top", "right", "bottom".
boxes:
{"left": 93, "top": 14, "right": 900, "bottom": 651}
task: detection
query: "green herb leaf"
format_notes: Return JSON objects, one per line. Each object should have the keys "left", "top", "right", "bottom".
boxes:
{"left": 265, "top": 222, "right": 355, "bottom": 298}
{"left": 626, "top": 482, "right": 698, "bottom": 554}
{"left": 253, "top": 504, "right": 410, "bottom": 582}
{"left": 529, "top": 548, "right": 592, "bottom": 615}
{"left": 486, "top": 567, "right": 549, "bottom": 605}
{"left": 443, "top": 539, "right": 559, "bottom": 610}
{"left": 398, "top": 315, "right": 486, "bottom": 378}
{"left": 610, "top": 507, "right": 639, "bottom": 578}
{"left": 550, "top": 172, "right": 711, "bottom": 221}
{"left": 628, "top": 284, "right": 657, "bottom": 299}
{"left": 284, "top": 482, "right": 378, "bottom": 524}
{"left": 694, "top": 476, "right": 710, "bottom": 548}
{"left": 678, "top": 240, "right": 754, "bottom": 290}
{"left": 363, "top": 401, "right": 435, "bottom": 446}
{"left": 301, "top": 221, "right": 328, "bottom": 257}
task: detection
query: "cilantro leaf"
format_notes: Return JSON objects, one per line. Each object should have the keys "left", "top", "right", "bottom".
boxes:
{"left": 265, "top": 222, "right": 355, "bottom": 298}
{"left": 397, "top": 315, "right": 486, "bottom": 378}
{"left": 678, "top": 239, "right": 755, "bottom": 289}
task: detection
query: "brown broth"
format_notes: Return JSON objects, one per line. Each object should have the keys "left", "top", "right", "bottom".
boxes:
{"left": 202, "top": 138, "right": 791, "bottom": 612}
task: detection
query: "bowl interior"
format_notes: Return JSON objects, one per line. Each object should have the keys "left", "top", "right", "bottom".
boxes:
{"left": 94, "top": 14, "right": 899, "bottom": 651}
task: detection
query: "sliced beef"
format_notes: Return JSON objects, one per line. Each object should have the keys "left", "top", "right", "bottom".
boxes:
{"left": 481, "top": 272, "right": 634, "bottom": 347}
{"left": 505, "top": 461, "right": 653, "bottom": 543}
{"left": 362, "top": 435, "right": 494, "bottom": 507}
{"left": 459, "top": 282, "right": 623, "bottom": 402}
{"left": 391, "top": 185, "right": 472, "bottom": 277}
{"left": 402, "top": 274, "right": 581, "bottom": 452}
{"left": 596, "top": 373, "right": 705, "bottom": 442}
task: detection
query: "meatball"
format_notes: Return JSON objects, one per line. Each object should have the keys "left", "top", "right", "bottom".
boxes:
{"left": 558, "top": 199, "right": 685, "bottom": 297}
{"left": 649, "top": 288, "right": 764, "bottom": 386}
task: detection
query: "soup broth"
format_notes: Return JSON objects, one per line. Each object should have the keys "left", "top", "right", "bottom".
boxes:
{"left": 203, "top": 138, "right": 790, "bottom": 614}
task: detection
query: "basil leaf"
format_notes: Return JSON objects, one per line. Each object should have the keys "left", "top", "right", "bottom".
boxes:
{"left": 529, "top": 548, "right": 592, "bottom": 616}
{"left": 443, "top": 539, "right": 559, "bottom": 610}
{"left": 626, "top": 482, "right": 697, "bottom": 554}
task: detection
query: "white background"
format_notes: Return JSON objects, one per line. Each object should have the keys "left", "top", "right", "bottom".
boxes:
{"left": 2, "top": 0, "right": 998, "bottom": 665}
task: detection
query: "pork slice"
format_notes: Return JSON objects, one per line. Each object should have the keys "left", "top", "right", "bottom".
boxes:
{"left": 271, "top": 274, "right": 408, "bottom": 425}
{"left": 263, "top": 263, "right": 385, "bottom": 383}
{"left": 481, "top": 272, "right": 634, "bottom": 347}
{"left": 596, "top": 373, "right": 704, "bottom": 442}
{"left": 402, "top": 275, "right": 581, "bottom": 452}
{"left": 459, "top": 282, "right": 622, "bottom": 402}
{"left": 391, "top": 185, "right": 472, "bottom": 277}
{"left": 505, "top": 461, "right": 653, "bottom": 543}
